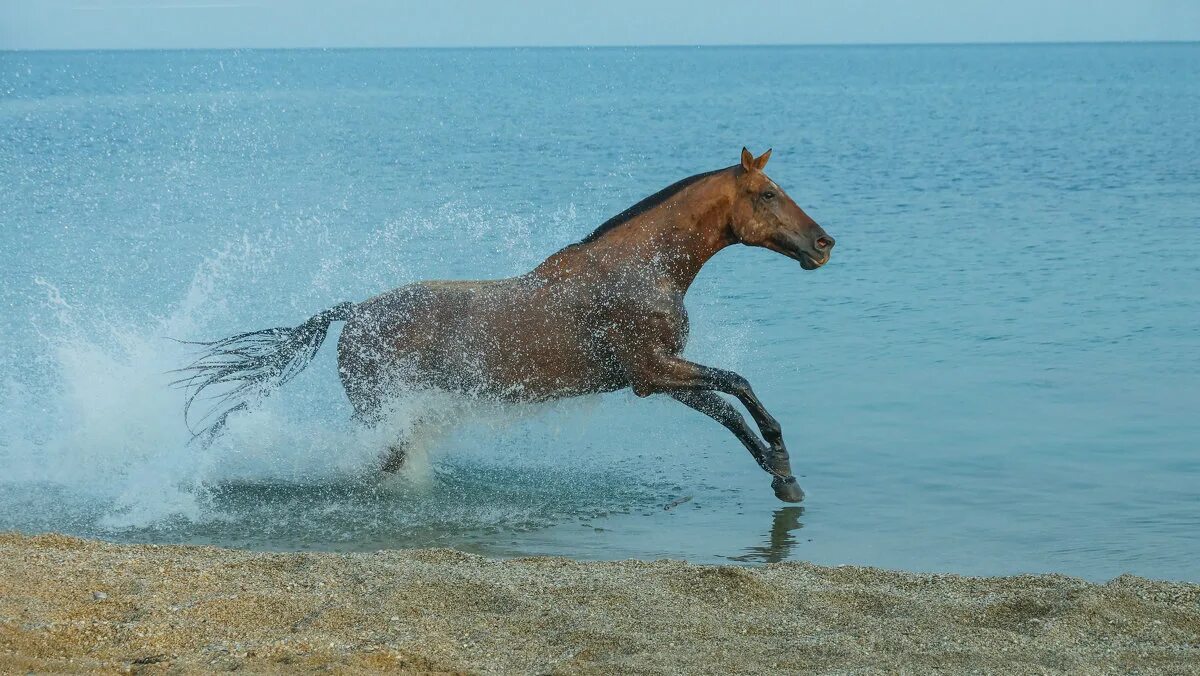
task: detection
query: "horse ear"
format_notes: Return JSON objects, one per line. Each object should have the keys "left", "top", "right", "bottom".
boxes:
{"left": 740, "top": 147, "right": 756, "bottom": 172}
{"left": 754, "top": 149, "right": 771, "bottom": 170}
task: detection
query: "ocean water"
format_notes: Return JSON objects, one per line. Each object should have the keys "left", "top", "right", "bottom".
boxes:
{"left": 1, "top": 44, "right": 1198, "bottom": 581}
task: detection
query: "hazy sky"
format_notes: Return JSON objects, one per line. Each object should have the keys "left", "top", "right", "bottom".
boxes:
{"left": 2, "top": 0, "right": 1198, "bottom": 50}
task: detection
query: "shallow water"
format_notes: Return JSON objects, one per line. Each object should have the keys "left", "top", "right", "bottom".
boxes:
{"left": 1, "top": 44, "right": 1198, "bottom": 581}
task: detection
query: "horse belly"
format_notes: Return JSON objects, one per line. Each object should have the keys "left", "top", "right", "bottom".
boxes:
{"left": 477, "top": 314, "right": 624, "bottom": 399}
{"left": 439, "top": 289, "right": 617, "bottom": 399}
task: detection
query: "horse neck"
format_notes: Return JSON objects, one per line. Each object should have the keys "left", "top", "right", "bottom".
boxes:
{"left": 563, "top": 174, "right": 737, "bottom": 293}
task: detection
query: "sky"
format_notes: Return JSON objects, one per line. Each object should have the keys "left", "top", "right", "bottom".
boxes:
{"left": 1, "top": 0, "right": 1198, "bottom": 50}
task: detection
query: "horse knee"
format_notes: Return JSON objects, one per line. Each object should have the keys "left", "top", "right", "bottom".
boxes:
{"left": 762, "top": 418, "right": 782, "bottom": 441}
{"left": 725, "top": 373, "right": 752, "bottom": 397}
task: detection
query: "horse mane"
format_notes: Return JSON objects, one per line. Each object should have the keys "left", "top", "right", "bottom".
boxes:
{"left": 578, "top": 166, "right": 732, "bottom": 244}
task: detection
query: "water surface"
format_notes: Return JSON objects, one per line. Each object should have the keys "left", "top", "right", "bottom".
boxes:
{"left": 1, "top": 44, "right": 1198, "bottom": 580}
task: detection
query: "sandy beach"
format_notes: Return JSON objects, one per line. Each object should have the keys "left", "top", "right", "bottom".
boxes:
{"left": 0, "top": 533, "right": 1197, "bottom": 674}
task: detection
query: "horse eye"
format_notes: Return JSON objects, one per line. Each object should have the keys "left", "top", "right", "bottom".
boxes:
{"left": 762, "top": 191, "right": 775, "bottom": 200}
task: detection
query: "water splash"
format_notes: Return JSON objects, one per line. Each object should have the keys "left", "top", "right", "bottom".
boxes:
{"left": 0, "top": 217, "right": 675, "bottom": 548}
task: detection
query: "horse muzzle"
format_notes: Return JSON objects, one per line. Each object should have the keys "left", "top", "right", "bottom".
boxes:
{"left": 799, "top": 251, "right": 830, "bottom": 270}
{"left": 765, "top": 230, "right": 835, "bottom": 270}
{"left": 775, "top": 232, "right": 834, "bottom": 270}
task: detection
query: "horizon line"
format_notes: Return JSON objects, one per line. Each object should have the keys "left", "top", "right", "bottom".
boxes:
{"left": 3, "top": 38, "right": 1198, "bottom": 53}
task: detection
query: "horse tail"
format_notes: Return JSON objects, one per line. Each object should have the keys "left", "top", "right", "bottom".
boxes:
{"left": 170, "top": 301, "right": 355, "bottom": 443}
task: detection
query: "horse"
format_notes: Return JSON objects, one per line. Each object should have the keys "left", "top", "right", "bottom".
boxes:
{"left": 174, "top": 147, "right": 836, "bottom": 503}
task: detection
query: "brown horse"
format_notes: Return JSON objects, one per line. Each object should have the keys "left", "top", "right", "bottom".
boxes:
{"left": 176, "top": 148, "right": 835, "bottom": 502}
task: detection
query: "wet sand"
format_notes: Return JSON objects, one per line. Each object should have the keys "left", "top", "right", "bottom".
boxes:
{"left": 1, "top": 532, "right": 1197, "bottom": 674}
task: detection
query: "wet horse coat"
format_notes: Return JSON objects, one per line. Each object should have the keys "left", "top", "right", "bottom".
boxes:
{"left": 177, "top": 148, "right": 836, "bottom": 502}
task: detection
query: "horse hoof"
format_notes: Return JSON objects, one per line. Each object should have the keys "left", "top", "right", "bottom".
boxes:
{"left": 771, "top": 476, "right": 805, "bottom": 503}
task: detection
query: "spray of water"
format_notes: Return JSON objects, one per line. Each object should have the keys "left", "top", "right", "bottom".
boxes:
{"left": 0, "top": 209, "right": 681, "bottom": 550}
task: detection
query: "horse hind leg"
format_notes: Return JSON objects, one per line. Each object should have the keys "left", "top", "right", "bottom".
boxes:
{"left": 340, "top": 378, "right": 418, "bottom": 474}
{"left": 337, "top": 367, "right": 406, "bottom": 473}
{"left": 380, "top": 443, "right": 407, "bottom": 473}
{"left": 348, "top": 394, "right": 411, "bottom": 474}
{"left": 337, "top": 340, "right": 438, "bottom": 476}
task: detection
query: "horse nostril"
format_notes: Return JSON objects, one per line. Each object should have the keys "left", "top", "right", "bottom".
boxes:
{"left": 816, "top": 236, "right": 834, "bottom": 250}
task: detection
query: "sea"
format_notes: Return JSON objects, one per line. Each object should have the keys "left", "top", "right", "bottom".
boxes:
{"left": 1, "top": 43, "right": 1197, "bottom": 581}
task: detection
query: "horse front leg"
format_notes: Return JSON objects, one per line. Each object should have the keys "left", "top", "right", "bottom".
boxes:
{"left": 669, "top": 390, "right": 804, "bottom": 503}
{"left": 631, "top": 354, "right": 802, "bottom": 502}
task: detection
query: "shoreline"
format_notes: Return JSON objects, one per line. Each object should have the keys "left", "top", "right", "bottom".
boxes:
{"left": 1, "top": 532, "right": 1198, "bottom": 674}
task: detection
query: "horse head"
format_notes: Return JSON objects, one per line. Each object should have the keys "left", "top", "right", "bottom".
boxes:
{"left": 729, "top": 147, "right": 835, "bottom": 270}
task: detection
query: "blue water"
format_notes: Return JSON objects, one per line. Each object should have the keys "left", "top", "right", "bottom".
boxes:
{"left": 1, "top": 44, "right": 1198, "bottom": 581}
